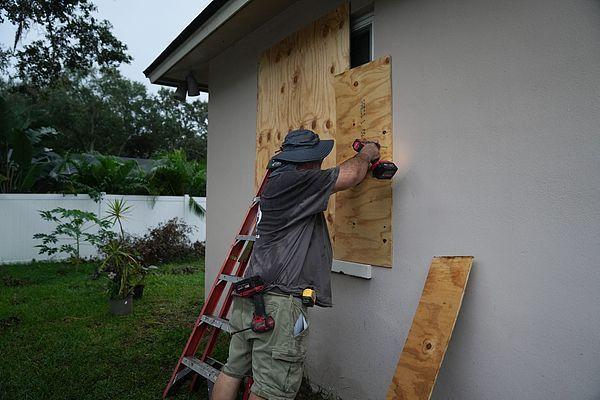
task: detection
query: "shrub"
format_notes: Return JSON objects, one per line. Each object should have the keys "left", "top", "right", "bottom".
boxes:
{"left": 148, "top": 150, "right": 206, "bottom": 197}
{"left": 33, "top": 207, "right": 114, "bottom": 267}
{"left": 127, "top": 218, "right": 204, "bottom": 265}
{"left": 61, "top": 154, "right": 149, "bottom": 200}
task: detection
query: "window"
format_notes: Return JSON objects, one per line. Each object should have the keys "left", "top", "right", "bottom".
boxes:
{"left": 350, "top": 8, "right": 373, "bottom": 68}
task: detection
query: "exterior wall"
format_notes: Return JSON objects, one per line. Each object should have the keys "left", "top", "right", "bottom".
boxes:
{"left": 206, "top": 0, "right": 600, "bottom": 399}
{"left": 0, "top": 194, "right": 206, "bottom": 264}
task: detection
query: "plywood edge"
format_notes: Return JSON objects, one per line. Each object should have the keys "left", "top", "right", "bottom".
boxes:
{"left": 428, "top": 256, "right": 473, "bottom": 394}
{"left": 386, "top": 256, "right": 474, "bottom": 400}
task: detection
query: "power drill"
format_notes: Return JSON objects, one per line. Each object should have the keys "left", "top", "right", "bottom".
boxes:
{"left": 352, "top": 139, "right": 398, "bottom": 180}
{"left": 232, "top": 275, "right": 275, "bottom": 333}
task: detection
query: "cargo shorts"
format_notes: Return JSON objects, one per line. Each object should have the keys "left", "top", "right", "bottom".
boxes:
{"left": 221, "top": 292, "right": 309, "bottom": 400}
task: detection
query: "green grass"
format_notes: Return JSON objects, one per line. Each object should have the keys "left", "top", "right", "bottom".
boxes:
{"left": 0, "top": 260, "right": 327, "bottom": 400}
{"left": 0, "top": 259, "right": 225, "bottom": 400}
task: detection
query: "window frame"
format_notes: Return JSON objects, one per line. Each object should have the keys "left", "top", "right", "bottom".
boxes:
{"left": 350, "top": 10, "right": 374, "bottom": 68}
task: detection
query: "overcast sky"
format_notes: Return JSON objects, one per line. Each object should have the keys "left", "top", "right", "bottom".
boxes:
{"left": 1, "top": 0, "right": 213, "bottom": 98}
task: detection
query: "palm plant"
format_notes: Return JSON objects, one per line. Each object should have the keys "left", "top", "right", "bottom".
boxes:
{"left": 0, "top": 92, "right": 58, "bottom": 193}
{"left": 101, "top": 239, "right": 139, "bottom": 300}
{"left": 100, "top": 199, "right": 138, "bottom": 301}
{"left": 104, "top": 197, "right": 132, "bottom": 241}
{"left": 62, "top": 154, "right": 149, "bottom": 199}
{"left": 149, "top": 149, "right": 206, "bottom": 216}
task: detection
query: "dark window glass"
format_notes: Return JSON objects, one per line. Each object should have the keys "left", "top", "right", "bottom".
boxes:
{"left": 350, "top": 24, "right": 372, "bottom": 68}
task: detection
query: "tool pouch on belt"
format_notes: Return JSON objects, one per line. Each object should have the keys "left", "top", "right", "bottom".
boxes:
{"left": 232, "top": 275, "right": 274, "bottom": 333}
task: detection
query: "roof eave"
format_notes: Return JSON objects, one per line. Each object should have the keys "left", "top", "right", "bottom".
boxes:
{"left": 144, "top": 0, "right": 298, "bottom": 91}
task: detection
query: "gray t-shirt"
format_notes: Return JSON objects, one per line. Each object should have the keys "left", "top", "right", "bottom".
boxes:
{"left": 246, "top": 166, "right": 340, "bottom": 307}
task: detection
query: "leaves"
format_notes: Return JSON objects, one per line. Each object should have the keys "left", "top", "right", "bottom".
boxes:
{"left": 0, "top": 0, "right": 131, "bottom": 86}
{"left": 0, "top": 91, "right": 59, "bottom": 192}
{"left": 32, "top": 207, "right": 115, "bottom": 263}
{"left": 62, "top": 154, "right": 149, "bottom": 198}
{"left": 148, "top": 150, "right": 206, "bottom": 197}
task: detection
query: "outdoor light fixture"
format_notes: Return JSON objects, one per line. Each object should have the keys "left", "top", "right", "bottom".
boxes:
{"left": 186, "top": 72, "right": 200, "bottom": 97}
{"left": 173, "top": 83, "right": 187, "bottom": 101}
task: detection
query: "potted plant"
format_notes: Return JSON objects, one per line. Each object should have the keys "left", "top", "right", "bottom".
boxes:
{"left": 101, "top": 239, "right": 138, "bottom": 315}
{"left": 131, "top": 265, "right": 158, "bottom": 299}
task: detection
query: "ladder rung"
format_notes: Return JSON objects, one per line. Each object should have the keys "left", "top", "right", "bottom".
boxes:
{"left": 219, "top": 274, "right": 242, "bottom": 283}
{"left": 181, "top": 357, "right": 220, "bottom": 383}
{"left": 201, "top": 314, "right": 234, "bottom": 333}
{"left": 235, "top": 234, "right": 257, "bottom": 242}
{"left": 167, "top": 366, "right": 193, "bottom": 392}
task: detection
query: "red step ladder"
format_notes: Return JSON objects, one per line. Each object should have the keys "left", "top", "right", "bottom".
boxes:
{"left": 162, "top": 169, "right": 273, "bottom": 399}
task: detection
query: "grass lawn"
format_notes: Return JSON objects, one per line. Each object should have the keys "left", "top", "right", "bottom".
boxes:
{"left": 0, "top": 259, "right": 226, "bottom": 400}
{"left": 0, "top": 260, "right": 325, "bottom": 400}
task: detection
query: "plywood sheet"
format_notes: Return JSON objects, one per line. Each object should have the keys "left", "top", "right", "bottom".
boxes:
{"left": 386, "top": 256, "right": 474, "bottom": 400}
{"left": 255, "top": 4, "right": 350, "bottom": 235}
{"left": 333, "top": 56, "right": 393, "bottom": 267}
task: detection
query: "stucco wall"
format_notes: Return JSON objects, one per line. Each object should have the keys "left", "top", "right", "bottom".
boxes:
{"left": 206, "top": 0, "right": 600, "bottom": 399}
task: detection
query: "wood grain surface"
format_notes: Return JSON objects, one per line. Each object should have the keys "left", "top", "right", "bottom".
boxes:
{"left": 386, "top": 256, "right": 474, "bottom": 400}
{"left": 333, "top": 56, "right": 393, "bottom": 267}
{"left": 255, "top": 4, "right": 350, "bottom": 237}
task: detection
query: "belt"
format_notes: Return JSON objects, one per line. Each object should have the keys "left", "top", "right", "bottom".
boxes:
{"left": 267, "top": 287, "right": 303, "bottom": 301}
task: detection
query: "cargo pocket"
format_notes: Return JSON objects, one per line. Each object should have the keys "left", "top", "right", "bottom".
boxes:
{"left": 271, "top": 347, "right": 306, "bottom": 395}
{"left": 266, "top": 297, "right": 309, "bottom": 397}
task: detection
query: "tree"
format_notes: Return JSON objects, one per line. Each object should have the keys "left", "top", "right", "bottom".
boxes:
{"left": 27, "top": 69, "right": 208, "bottom": 161}
{"left": 139, "top": 88, "right": 208, "bottom": 161}
{"left": 0, "top": 0, "right": 131, "bottom": 86}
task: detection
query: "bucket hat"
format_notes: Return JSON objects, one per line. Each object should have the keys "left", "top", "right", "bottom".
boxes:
{"left": 271, "top": 129, "right": 334, "bottom": 163}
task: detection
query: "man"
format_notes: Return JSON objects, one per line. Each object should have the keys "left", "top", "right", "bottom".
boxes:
{"left": 212, "top": 129, "right": 380, "bottom": 400}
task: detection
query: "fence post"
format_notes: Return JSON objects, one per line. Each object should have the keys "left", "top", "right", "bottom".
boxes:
{"left": 98, "top": 192, "right": 107, "bottom": 219}
{"left": 183, "top": 194, "right": 189, "bottom": 223}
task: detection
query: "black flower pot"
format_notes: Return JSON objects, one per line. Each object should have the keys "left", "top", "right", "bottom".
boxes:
{"left": 133, "top": 284, "right": 145, "bottom": 299}
{"left": 109, "top": 295, "right": 133, "bottom": 315}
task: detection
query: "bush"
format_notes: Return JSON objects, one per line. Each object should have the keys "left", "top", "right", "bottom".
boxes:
{"left": 148, "top": 150, "right": 206, "bottom": 196}
{"left": 127, "top": 218, "right": 204, "bottom": 265}
{"left": 61, "top": 154, "right": 149, "bottom": 200}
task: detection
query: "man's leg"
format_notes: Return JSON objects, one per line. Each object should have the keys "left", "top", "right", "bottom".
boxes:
{"left": 249, "top": 295, "right": 309, "bottom": 400}
{"left": 215, "top": 297, "right": 253, "bottom": 399}
{"left": 211, "top": 372, "right": 242, "bottom": 400}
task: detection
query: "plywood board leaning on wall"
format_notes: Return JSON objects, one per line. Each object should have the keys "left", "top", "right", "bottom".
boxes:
{"left": 255, "top": 4, "right": 350, "bottom": 236}
{"left": 333, "top": 56, "right": 393, "bottom": 267}
{"left": 387, "top": 256, "right": 474, "bottom": 400}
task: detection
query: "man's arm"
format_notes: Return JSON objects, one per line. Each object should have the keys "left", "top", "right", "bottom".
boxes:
{"left": 333, "top": 143, "right": 380, "bottom": 193}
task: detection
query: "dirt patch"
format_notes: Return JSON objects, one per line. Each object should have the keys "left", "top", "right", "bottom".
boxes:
{"left": 170, "top": 265, "right": 199, "bottom": 275}
{"left": 2, "top": 275, "right": 32, "bottom": 287}
{"left": 296, "top": 379, "right": 340, "bottom": 400}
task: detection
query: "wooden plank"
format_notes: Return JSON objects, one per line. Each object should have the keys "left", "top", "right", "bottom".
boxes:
{"left": 333, "top": 56, "right": 393, "bottom": 267}
{"left": 386, "top": 256, "right": 474, "bottom": 400}
{"left": 255, "top": 4, "right": 350, "bottom": 237}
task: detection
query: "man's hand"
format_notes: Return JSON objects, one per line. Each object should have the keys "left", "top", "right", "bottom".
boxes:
{"left": 333, "top": 141, "right": 381, "bottom": 193}
{"left": 359, "top": 142, "right": 381, "bottom": 162}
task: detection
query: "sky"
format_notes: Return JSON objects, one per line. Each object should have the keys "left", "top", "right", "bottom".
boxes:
{"left": 0, "top": 0, "right": 213, "bottom": 99}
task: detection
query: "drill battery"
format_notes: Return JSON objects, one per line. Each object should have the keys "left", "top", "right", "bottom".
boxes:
{"left": 232, "top": 275, "right": 265, "bottom": 297}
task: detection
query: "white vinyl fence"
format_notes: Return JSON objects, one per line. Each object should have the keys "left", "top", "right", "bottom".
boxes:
{"left": 0, "top": 193, "right": 206, "bottom": 264}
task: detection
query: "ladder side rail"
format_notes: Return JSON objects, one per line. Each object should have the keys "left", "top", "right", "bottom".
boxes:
{"left": 164, "top": 220, "right": 256, "bottom": 397}
{"left": 199, "top": 255, "right": 253, "bottom": 361}
{"left": 163, "top": 171, "right": 270, "bottom": 398}
{"left": 190, "top": 237, "right": 257, "bottom": 391}
{"left": 164, "top": 237, "right": 251, "bottom": 397}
